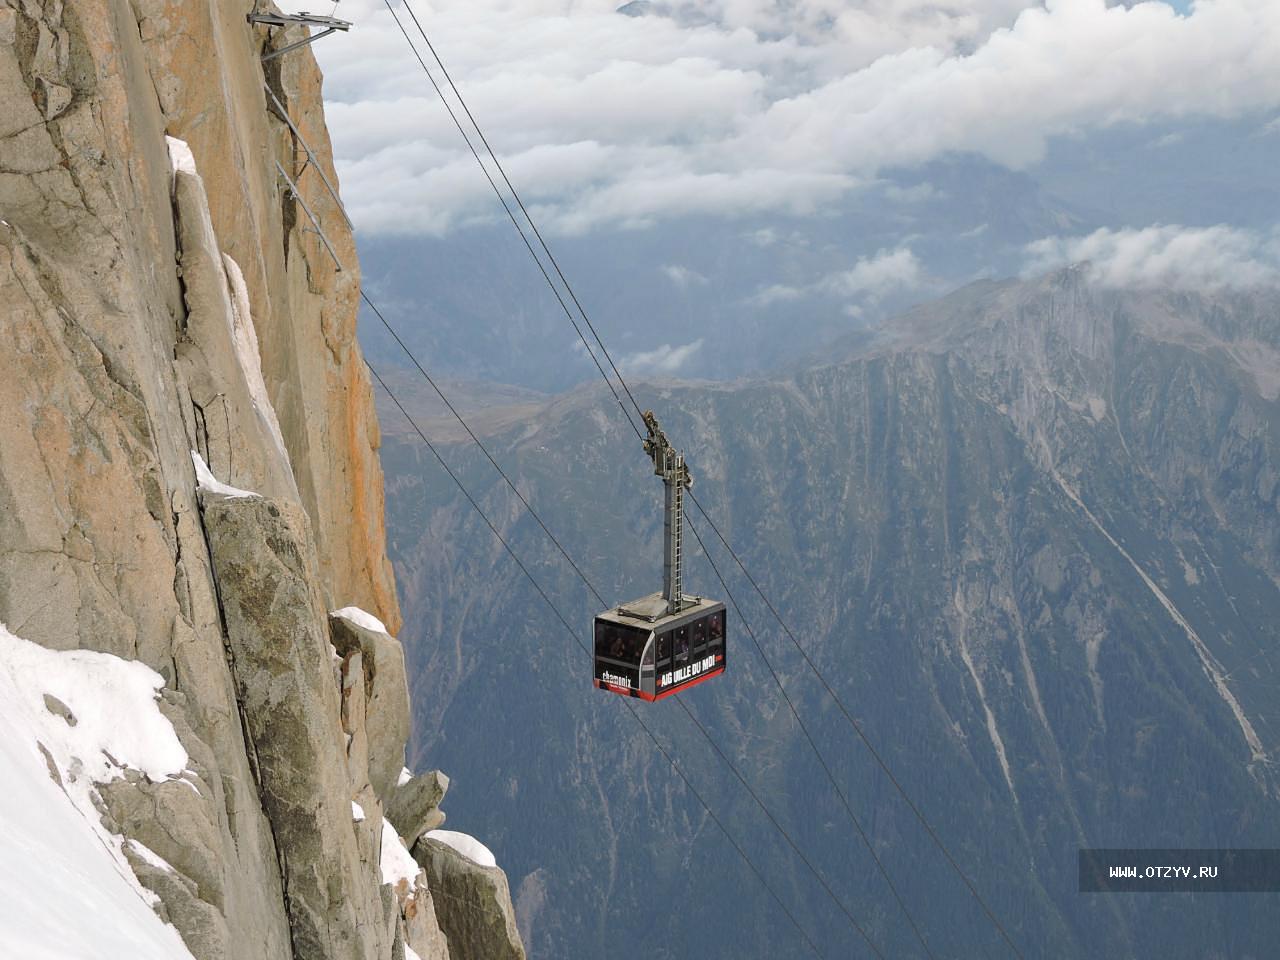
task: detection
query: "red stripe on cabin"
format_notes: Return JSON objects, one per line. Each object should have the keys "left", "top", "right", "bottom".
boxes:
{"left": 596, "top": 666, "right": 726, "bottom": 701}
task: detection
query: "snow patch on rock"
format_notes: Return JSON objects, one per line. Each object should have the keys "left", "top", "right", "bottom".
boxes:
{"left": 427, "top": 829, "right": 497, "bottom": 869}
{"left": 192, "top": 450, "right": 259, "bottom": 499}
{"left": 165, "top": 134, "right": 197, "bottom": 178}
{"left": 127, "top": 839, "right": 178, "bottom": 875}
{"left": 223, "top": 253, "right": 291, "bottom": 470}
{"left": 380, "top": 818, "right": 421, "bottom": 893}
{"left": 0, "top": 622, "right": 195, "bottom": 959}
{"left": 1053, "top": 472, "right": 1267, "bottom": 762}
{"left": 332, "top": 606, "right": 390, "bottom": 636}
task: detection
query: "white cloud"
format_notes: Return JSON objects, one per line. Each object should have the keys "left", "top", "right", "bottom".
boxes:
{"left": 746, "top": 283, "right": 805, "bottom": 306}
{"left": 822, "top": 247, "right": 924, "bottom": 299}
{"left": 292, "top": 0, "right": 1280, "bottom": 234}
{"left": 661, "top": 264, "right": 709, "bottom": 286}
{"left": 1025, "top": 224, "right": 1280, "bottom": 290}
{"left": 744, "top": 246, "right": 924, "bottom": 308}
{"left": 620, "top": 338, "right": 705, "bottom": 374}
{"left": 883, "top": 182, "right": 940, "bottom": 203}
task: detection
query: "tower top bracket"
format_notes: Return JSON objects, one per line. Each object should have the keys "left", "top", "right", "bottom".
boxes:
{"left": 248, "top": 12, "right": 352, "bottom": 62}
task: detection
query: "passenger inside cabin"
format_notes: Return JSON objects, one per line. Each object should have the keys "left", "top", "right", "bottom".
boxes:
{"left": 709, "top": 613, "right": 724, "bottom": 642}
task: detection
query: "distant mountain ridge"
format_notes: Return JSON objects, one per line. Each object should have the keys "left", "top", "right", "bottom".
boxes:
{"left": 380, "top": 267, "right": 1280, "bottom": 959}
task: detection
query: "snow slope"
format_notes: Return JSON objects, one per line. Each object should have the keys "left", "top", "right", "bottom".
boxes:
{"left": 380, "top": 818, "right": 421, "bottom": 893}
{"left": 0, "top": 623, "right": 196, "bottom": 960}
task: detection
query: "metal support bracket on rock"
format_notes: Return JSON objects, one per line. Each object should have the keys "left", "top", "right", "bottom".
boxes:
{"left": 247, "top": 12, "right": 352, "bottom": 62}
{"left": 264, "top": 85, "right": 353, "bottom": 229}
{"left": 275, "top": 160, "right": 344, "bottom": 272}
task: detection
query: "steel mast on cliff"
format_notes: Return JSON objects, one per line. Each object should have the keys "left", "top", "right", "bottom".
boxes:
{"left": 246, "top": 9, "right": 351, "bottom": 62}
{"left": 591, "top": 412, "right": 727, "bottom": 702}
{"left": 248, "top": 7, "right": 353, "bottom": 273}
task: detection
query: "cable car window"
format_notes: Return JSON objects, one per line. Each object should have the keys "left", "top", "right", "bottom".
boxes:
{"left": 657, "top": 633, "right": 670, "bottom": 662}
{"left": 595, "top": 623, "right": 649, "bottom": 663}
{"left": 708, "top": 610, "right": 725, "bottom": 644}
{"left": 641, "top": 641, "right": 655, "bottom": 668}
{"left": 674, "top": 626, "right": 689, "bottom": 660}
{"left": 691, "top": 617, "right": 707, "bottom": 652}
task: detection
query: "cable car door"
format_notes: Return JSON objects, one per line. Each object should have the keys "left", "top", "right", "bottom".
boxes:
{"left": 640, "top": 636, "right": 656, "bottom": 698}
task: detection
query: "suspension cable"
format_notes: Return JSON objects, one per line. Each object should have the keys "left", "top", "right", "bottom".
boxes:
{"left": 379, "top": 0, "right": 643, "bottom": 441}
{"left": 362, "top": 290, "right": 608, "bottom": 610}
{"left": 685, "top": 514, "right": 936, "bottom": 959}
{"left": 398, "top": 0, "right": 649, "bottom": 428}
{"left": 376, "top": 6, "right": 1023, "bottom": 956}
{"left": 674, "top": 692, "right": 886, "bottom": 959}
{"left": 366, "top": 358, "right": 825, "bottom": 958}
{"left": 687, "top": 490, "right": 1024, "bottom": 960}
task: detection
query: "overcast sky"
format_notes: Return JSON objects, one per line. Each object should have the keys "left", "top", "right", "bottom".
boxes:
{"left": 285, "top": 1, "right": 1278, "bottom": 376}
{"left": 292, "top": 0, "right": 1277, "bottom": 234}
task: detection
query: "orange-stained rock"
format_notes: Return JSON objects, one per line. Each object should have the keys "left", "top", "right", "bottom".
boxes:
{"left": 0, "top": 3, "right": 410, "bottom": 958}
{"left": 129, "top": 0, "right": 401, "bottom": 633}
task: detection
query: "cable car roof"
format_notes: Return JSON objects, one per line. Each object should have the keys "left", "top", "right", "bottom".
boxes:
{"left": 599, "top": 592, "right": 723, "bottom": 630}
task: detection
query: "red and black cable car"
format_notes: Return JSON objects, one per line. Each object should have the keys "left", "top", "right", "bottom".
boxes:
{"left": 594, "top": 411, "right": 726, "bottom": 700}
{"left": 594, "top": 595, "right": 726, "bottom": 700}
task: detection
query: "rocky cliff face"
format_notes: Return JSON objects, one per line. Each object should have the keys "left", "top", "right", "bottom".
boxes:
{"left": 380, "top": 271, "right": 1280, "bottom": 958}
{"left": 0, "top": 2, "right": 522, "bottom": 958}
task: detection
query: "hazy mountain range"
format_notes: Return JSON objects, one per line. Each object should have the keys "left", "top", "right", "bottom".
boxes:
{"left": 374, "top": 268, "right": 1280, "bottom": 958}
{"left": 356, "top": 114, "right": 1278, "bottom": 392}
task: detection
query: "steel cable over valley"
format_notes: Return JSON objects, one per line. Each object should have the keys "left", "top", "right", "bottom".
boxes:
{"left": 360, "top": 268, "right": 894, "bottom": 949}
{"left": 373, "top": 3, "right": 1025, "bottom": 957}
{"left": 367, "top": 358, "right": 830, "bottom": 958}
{"left": 362, "top": 312, "right": 890, "bottom": 954}
{"left": 364, "top": 9, "right": 913, "bottom": 950}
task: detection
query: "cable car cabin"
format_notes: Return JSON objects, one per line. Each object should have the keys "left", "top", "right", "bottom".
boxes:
{"left": 595, "top": 410, "right": 724, "bottom": 700}
{"left": 594, "top": 593, "right": 726, "bottom": 701}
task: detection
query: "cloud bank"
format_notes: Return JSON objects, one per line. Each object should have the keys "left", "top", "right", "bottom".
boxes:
{"left": 291, "top": 0, "right": 1280, "bottom": 236}
{"left": 746, "top": 246, "right": 924, "bottom": 306}
{"left": 823, "top": 247, "right": 923, "bottom": 299}
{"left": 619, "top": 338, "right": 705, "bottom": 374}
{"left": 1025, "top": 224, "right": 1280, "bottom": 290}
{"left": 661, "top": 264, "right": 709, "bottom": 287}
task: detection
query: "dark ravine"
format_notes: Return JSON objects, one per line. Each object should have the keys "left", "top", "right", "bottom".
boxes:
{"left": 381, "top": 270, "right": 1280, "bottom": 959}
{"left": 1, "top": 3, "right": 522, "bottom": 959}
